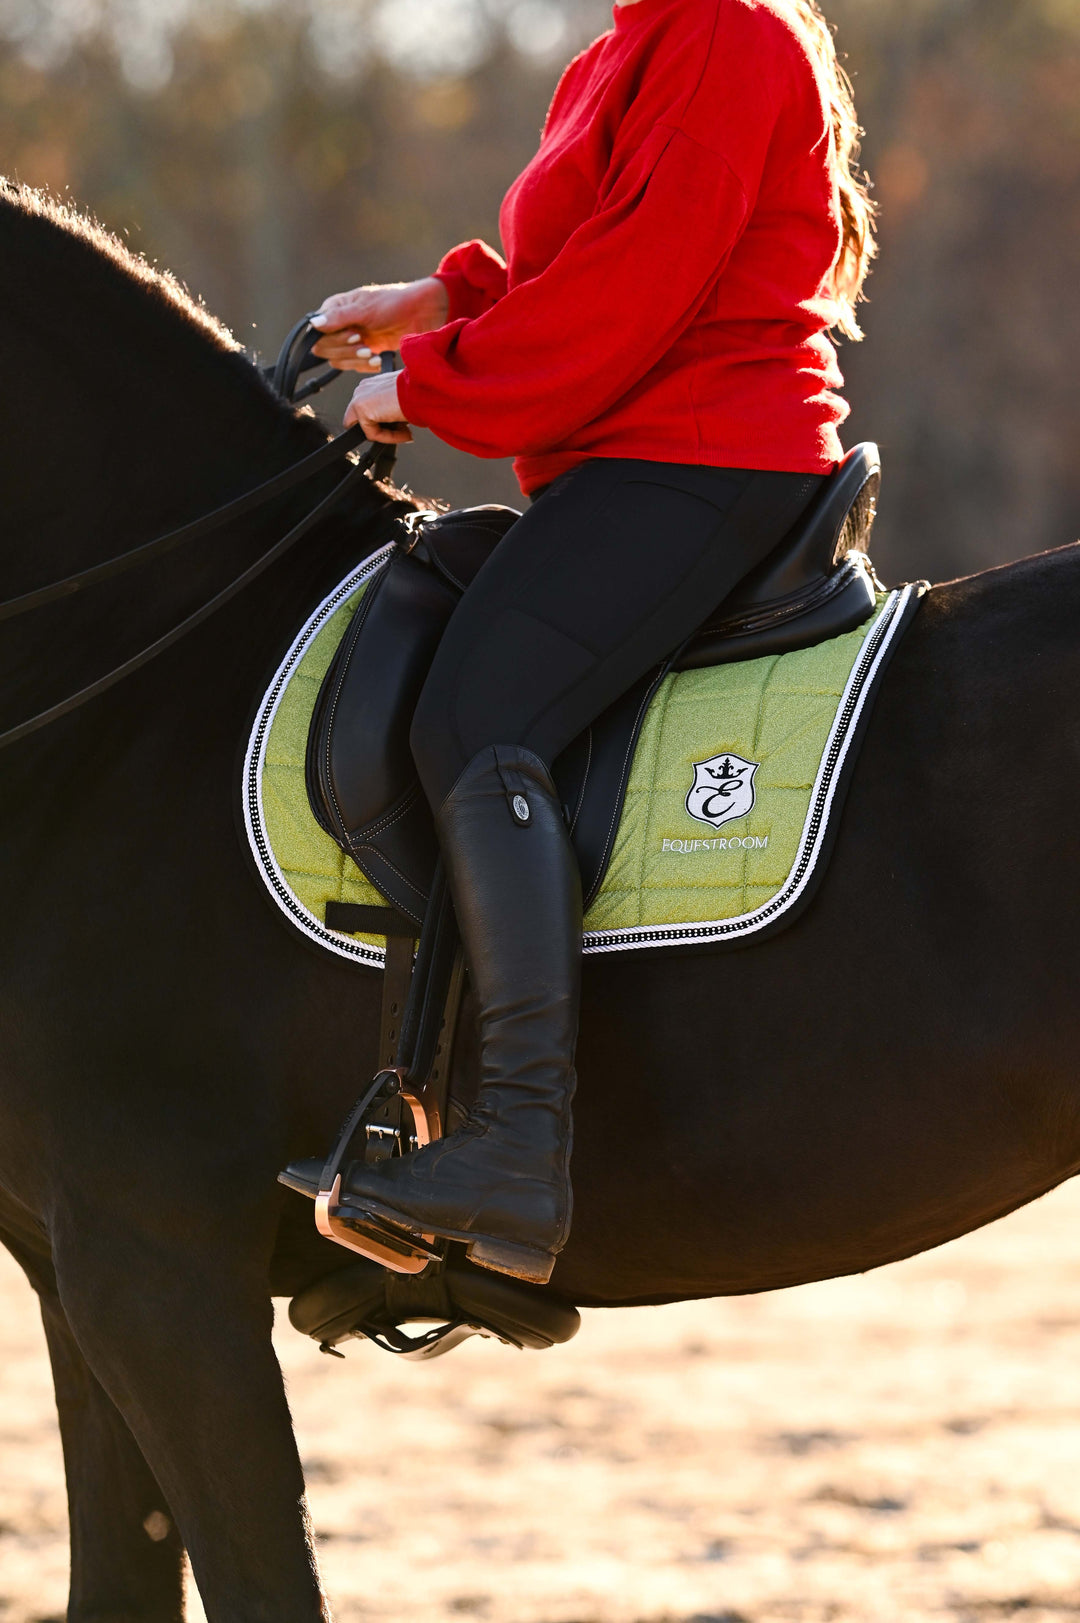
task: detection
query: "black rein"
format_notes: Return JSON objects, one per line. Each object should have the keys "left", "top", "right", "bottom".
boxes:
{"left": 0, "top": 422, "right": 377, "bottom": 752}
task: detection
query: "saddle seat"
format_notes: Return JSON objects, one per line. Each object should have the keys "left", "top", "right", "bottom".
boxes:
{"left": 305, "top": 444, "right": 883, "bottom": 921}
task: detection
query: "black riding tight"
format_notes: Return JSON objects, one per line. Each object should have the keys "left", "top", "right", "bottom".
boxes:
{"left": 410, "top": 457, "right": 824, "bottom": 810}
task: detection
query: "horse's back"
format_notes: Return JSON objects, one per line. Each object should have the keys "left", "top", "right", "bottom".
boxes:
{"left": 557, "top": 545, "right": 1080, "bottom": 1304}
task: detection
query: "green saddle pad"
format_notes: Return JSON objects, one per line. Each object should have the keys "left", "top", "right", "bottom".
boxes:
{"left": 243, "top": 553, "right": 919, "bottom": 967}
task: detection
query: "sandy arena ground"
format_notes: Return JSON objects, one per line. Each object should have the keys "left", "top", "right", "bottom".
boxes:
{"left": 6, "top": 1184, "right": 1080, "bottom": 1622}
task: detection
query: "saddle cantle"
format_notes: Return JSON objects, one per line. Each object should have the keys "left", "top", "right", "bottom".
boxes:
{"left": 676, "top": 443, "right": 881, "bottom": 668}
{"left": 306, "top": 444, "right": 883, "bottom": 921}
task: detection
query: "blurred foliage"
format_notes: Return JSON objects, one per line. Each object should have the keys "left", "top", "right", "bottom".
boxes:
{"left": 832, "top": 0, "right": 1080, "bottom": 577}
{"left": 1, "top": 0, "right": 1077, "bottom": 577}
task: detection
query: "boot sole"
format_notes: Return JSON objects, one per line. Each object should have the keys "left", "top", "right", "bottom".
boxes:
{"left": 328, "top": 1190, "right": 559, "bottom": 1285}
{"left": 466, "top": 1236, "right": 556, "bottom": 1285}
{"left": 278, "top": 1167, "right": 320, "bottom": 1199}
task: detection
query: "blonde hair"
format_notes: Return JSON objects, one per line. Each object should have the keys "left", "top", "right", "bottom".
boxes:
{"left": 790, "top": 0, "right": 877, "bottom": 340}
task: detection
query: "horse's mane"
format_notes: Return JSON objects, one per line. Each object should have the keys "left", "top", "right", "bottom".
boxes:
{"left": 0, "top": 179, "right": 428, "bottom": 507}
{"left": 1, "top": 178, "right": 246, "bottom": 360}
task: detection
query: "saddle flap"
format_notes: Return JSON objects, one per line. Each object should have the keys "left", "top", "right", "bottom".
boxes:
{"left": 306, "top": 551, "right": 456, "bottom": 833}
{"left": 305, "top": 506, "right": 519, "bottom": 922}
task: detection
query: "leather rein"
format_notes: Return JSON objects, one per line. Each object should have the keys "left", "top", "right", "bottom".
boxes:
{"left": 0, "top": 319, "right": 387, "bottom": 753}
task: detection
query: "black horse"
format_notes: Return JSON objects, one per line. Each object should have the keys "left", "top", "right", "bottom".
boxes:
{"left": 3, "top": 182, "right": 1080, "bottom": 1620}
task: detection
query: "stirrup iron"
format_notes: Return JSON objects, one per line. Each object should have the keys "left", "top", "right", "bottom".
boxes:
{"left": 312, "top": 865, "right": 463, "bottom": 1275}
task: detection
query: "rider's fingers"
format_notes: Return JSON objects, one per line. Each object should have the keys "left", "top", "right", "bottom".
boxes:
{"left": 345, "top": 405, "right": 412, "bottom": 442}
{"left": 311, "top": 339, "right": 375, "bottom": 361}
{"left": 310, "top": 300, "right": 395, "bottom": 340}
{"left": 330, "top": 357, "right": 383, "bottom": 374}
{"left": 366, "top": 421, "right": 414, "bottom": 443}
{"left": 344, "top": 369, "right": 408, "bottom": 441}
{"left": 308, "top": 295, "right": 366, "bottom": 331}
{"left": 312, "top": 324, "right": 398, "bottom": 357}
{"left": 311, "top": 334, "right": 381, "bottom": 369}
{"left": 309, "top": 332, "right": 362, "bottom": 355}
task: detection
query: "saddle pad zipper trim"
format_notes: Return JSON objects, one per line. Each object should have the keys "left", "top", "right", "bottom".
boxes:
{"left": 243, "top": 544, "right": 395, "bottom": 968}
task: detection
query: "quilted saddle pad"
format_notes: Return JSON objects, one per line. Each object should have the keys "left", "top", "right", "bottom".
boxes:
{"left": 243, "top": 552, "right": 919, "bottom": 966}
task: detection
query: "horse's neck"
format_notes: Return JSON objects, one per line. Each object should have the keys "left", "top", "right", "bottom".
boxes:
{"left": 0, "top": 229, "right": 381, "bottom": 753}
{"left": 0, "top": 202, "right": 329, "bottom": 597}
{"left": 4, "top": 344, "right": 322, "bottom": 589}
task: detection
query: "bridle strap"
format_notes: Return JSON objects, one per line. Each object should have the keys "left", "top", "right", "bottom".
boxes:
{"left": 269, "top": 314, "right": 343, "bottom": 405}
{"left": 0, "top": 435, "right": 382, "bottom": 753}
{"left": 0, "top": 423, "right": 367, "bottom": 625}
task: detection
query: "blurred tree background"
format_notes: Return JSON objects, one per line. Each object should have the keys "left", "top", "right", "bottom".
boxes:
{"left": 0, "top": 0, "right": 1077, "bottom": 581}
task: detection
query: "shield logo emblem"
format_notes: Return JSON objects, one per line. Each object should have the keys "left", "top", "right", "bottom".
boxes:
{"left": 685, "top": 751, "right": 759, "bottom": 830}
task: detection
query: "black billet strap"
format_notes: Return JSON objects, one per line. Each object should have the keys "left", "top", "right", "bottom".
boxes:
{"left": 325, "top": 902, "right": 417, "bottom": 938}
{"left": 0, "top": 424, "right": 368, "bottom": 625}
{"left": 0, "top": 441, "right": 377, "bottom": 753}
{"left": 326, "top": 900, "right": 421, "bottom": 1075}
{"left": 379, "top": 933, "right": 415, "bottom": 1074}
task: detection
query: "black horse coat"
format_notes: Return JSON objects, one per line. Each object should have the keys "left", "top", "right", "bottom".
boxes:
{"left": 3, "top": 183, "right": 1079, "bottom": 1619}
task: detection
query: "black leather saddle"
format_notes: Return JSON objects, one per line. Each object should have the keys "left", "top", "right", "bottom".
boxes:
{"left": 307, "top": 443, "right": 883, "bottom": 926}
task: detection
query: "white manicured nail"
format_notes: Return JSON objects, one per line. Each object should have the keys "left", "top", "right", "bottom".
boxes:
{"left": 308, "top": 312, "right": 329, "bottom": 329}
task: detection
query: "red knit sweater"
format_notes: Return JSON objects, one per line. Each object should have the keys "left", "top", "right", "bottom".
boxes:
{"left": 397, "top": 0, "right": 849, "bottom": 496}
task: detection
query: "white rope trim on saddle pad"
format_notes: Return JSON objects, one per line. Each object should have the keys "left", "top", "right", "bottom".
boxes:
{"left": 580, "top": 584, "right": 917, "bottom": 957}
{"left": 243, "top": 544, "right": 395, "bottom": 969}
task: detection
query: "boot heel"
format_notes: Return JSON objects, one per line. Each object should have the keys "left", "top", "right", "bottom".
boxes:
{"left": 467, "top": 1236, "right": 556, "bottom": 1284}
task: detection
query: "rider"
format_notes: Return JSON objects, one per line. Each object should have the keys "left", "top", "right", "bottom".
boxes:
{"left": 296, "top": 0, "right": 875, "bottom": 1285}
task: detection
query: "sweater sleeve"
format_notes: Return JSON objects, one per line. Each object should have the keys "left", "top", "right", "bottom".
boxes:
{"left": 433, "top": 239, "right": 509, "bottom": 322}
{"left": 398, "top": 129, "right": 749, "bottom": 459}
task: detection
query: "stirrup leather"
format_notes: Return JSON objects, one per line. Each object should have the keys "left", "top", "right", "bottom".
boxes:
{"left": 311, "top": 867, "right": 463, "bottom": 1275}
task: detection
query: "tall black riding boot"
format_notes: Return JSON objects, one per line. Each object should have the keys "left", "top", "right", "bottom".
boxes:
{"left": 337, "top": 744, "right": 581, "bottom": 1284}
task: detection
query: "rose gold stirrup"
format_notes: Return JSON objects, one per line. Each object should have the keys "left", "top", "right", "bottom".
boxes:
{"left": 314, "top": 1068, "right": 444, "bottom": 1275}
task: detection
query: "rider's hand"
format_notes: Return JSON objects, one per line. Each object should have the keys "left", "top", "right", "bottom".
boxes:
{"left": 309, "top": 278, "right": 449, "bottom": 371}
{"left": 344, "top": 369, "right": 413, "bottom": 444}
